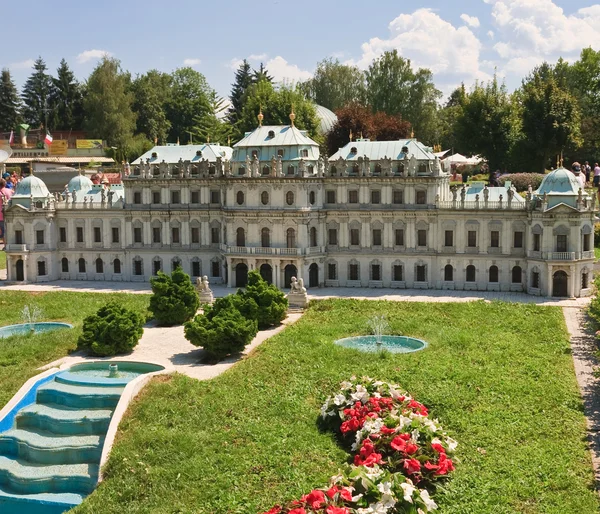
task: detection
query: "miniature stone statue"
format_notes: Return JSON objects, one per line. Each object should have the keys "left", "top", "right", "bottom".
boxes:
{"left": 72, "top": 190, "right": 77, "bottom": 204}
{"left": 251, "top": 155, "right": 260, "bottom": 177}
{"left": 287, "top": 276, "right": 308, "bottom": 308}
{"left": 432, "top": 157, "right": 442, "bottom": 176}
{"left": 483, "top": 185, "right": 489, "bottom": 202}
{"left": 159, "top": 160, "right": 168, "bottom": 178}
{"left": 216, "top": 156, "right": 223, "bottom": 176}
{"left": 101, "top": 188, "right": 106, "bottom": 204}
{"left": 196, "top": 275, "right": 214, "bottom": 304}
{"left": 83, "top": 196, "right": 87, "bottom": 206}
{"left": 224, "top": 159, "right": 231, "bottom": 177}
{"left": 460, "top": 185, "right": 466, "bottom": 202}
{"left": 108, "top": 191, "right": 114, "bottom": 206}
{"left": 276, "top": 156, "right": 283, "bottom": 176}
{"left": 451, "top": 186, "right": 457, "bottom": 202}
{"left": 578, "top": 188, "right": 583, "bottom": 208}
{"left": 245, "top": 155, "right": 252, "bottom": 175}
{"left": 408, "top": 155, "right": 417, "bottom": 177}
{"left": 381, "top": 156, "right": 392, "bottom": 177}
{"left": 298, "top": 158, "right": 306, "bottom": 177}
{"left": 317, "top": 156, "right": 325, "bottom": 177}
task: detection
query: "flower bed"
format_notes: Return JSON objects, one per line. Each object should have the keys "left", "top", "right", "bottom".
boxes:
{"left": 263, "top": 377, "right": 457, "bottom": 514}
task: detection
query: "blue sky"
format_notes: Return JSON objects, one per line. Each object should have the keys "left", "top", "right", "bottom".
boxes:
{"left": 2, "top": 0, "right": 600, "bottom": 101}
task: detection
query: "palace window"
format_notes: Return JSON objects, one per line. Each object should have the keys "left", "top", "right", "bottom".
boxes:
{"left": 467, "top": 231, "right": 477, "bottom": 247}
{"left": 236, "top": 191, "right": 244, "bottom": 205}
{"left": 556, "top": 234, "right": 568, "bottom": 252}
{"left": 371, "top": 190, "right": 381, "bottom": 204}
{"left": 395, "top": 229, "right": 404, "bottom": 246}
{"left": 490, "top": 230, "right": 499, "bottom": 248}
{"left": 96, "top": 258, "right": 104, "bottom": 274}
{"left": 348, "top": 190, "right": 358, "bottom": 204}
{"left": 152, "top": 191, "right": 161, "bottom": 204}
{"left": 261, "top": 191, "right": 269, "bottom": 205}
{"left": 326, "top": 190, "right": 336, "bottom": 204}
{"left": 417, "top": 229, "right": 427, "bottom": 247}
{"left": 211, "top": 260, "right": 221, "bottom": 277}
{"left": 210, "top": 190, "right": 221, "bottom": 204}
{"left": 350, "top": 228, "right": 360, "bottom": 246}
{"left": 192, "top": 260, "right": 201, "bottom": 277}
{"left": 328, "top": 228, "right": 338, "bottom": 246}
{"left": 261, "top": 227, "right": 270, "bottom": 247}
{"left": 37, "top": 260, "right": 46, "bottom": 276}
{"left": 328, "top": 263, "right": 337, "bottom": 280}
{"left": 133, "top": 259, "right": 143, "bottom": 276}
{"left": 112, "top": 227, "right": 120, "bottom": 243}
{"left": 444, "top": 230, "right": 454, "bottom": 247}
{"left": 286, "top": 191, "right": 294, "bottom": 205}
{"left": 466, "top": 265, "right": 476, "bottom": 282}
{"left": 114, "top": 259, "right": 121, "bottom": 274}
{"left": 61, "top": 258, "right": 69, "bottom": 273}
{"left": 348, "top": 263, "right": 359, "bottom": 281}
{"left": 15, "top": 230, "right": 23, "bottom": 244}
{"left": 171, "top": 227, "right": 180, "bottom": 244}
{"left": 393, "top": 265, "right": 403, "bottom": 281}
{"left": 531, "top": 271, "right": 540, "bottom": 288}
{"left": 392, "top": 190, "right": 403, "bottom": 204}
{"left": 302, "top": 149, "right": 309, "bottom": 157}
{"left": 152, "top": 227, "right": 161, "bottom": 244}
{"left": 191, "top": 191, "right": 200, "bottom": 204}
{"left": 512, "top": 266, "right": 522, "bottom": 284}
{"left": 513, "top": 231, "right": 523, "bottom": 248}
{"left": 416, "top": 265, "right": 426, "bottom": 282}
{"left": 59, "top": 227, "right": 67, "bottom": 243}
{"left": 371, "top": 264, "right": 381, "bottom": 281}
{"left": 94, "top": 227, "right": 102, "bottom": 243}
{"left": 444, "top": 264, "right": 453, "bottom": 281}
{"left": 78, "top": 258, "right": 86, "bottom": 273}
{"left": 310, "top": 227, "right": 317, "bottom": 247}
{"left": 191, "top": 227, "right": 200, "bottom": 244}
{"left": 171, "top": 191, "right": 180, "bottom": 204}
{"left": 287, "top": 228, "right": 296, "bottom": 248}
{"left": 236, "top": 227, "right": 245, "bottom": 247}
{"left": 133, "top": 192, "right": 142, "bottom": 204}
{"left": 36, "top": 230, "right": 44, "bottom": 245}
{"left": 372, "top": 229, "right": 382, "bottom": 246}
{"left": 134, "top": 227, "right": 142, "bottom": 244}
{"left": 583, "top": 272, "right": 589, "bottom": 289}
{"left": 584, "top": 233, "right": 591, "bottom": 252}
{"left": 489, "top": 265, "right": 499, "bottom": 283}
{"left": 416, "top": 191, "right": 426, "bottom": 204}
{"left": 153, "top": 259, "right": 161, "bottom": 276}
{"left": 309, "top": 191, "right": 316, "bottom": 205}
{"left": 76, "top": 227, "right": 84, "bottom": 243}
{"left": 211, "top": 227, "right": 220, "bottom": 244}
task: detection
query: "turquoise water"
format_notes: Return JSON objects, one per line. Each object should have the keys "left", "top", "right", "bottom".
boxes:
{"left": 0, "top": 322, "right": 73, "bottom": 339}
{"left": 65, "top": 369, "right": 141, "bottom": 380}
{"left": 335, "top": 335, "right": 427, "bottom": 353}
{"left": 60, "top": 362, "right": 165, "bottom": 385}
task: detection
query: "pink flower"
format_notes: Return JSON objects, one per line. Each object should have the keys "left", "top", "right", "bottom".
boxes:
{"left": 326, "top": 507, "right": 350, "bottom": 514}
{"left": 403, "top": 458, "right": 422, "bottom": 475}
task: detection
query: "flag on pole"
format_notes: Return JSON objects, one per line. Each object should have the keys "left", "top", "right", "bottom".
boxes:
{"left": 44, "top": 133, "right": 53, "bottom": 145}
{"left": 8, "top": 131, "right": 13, "bottom": 145}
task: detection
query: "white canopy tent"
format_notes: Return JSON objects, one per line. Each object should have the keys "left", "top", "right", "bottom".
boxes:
{"left": 441, "top": 153, "right": 482, "bottom": 171}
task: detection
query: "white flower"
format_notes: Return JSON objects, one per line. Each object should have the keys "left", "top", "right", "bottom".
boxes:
{"left": 330, "top": 473, "right": 344, "bottom": 484}
{"left": 341, "top": 380, "right": 354, "bottom": 390}
{"left": 400, "top": 482, "right": 416, "bottom": 503}
{"left": 363, "top": 418, "right": 384, "bottom": 435}
{"left": 351, "top": 385, "right": 370, "bottom": 403}
{"left": 411, "top": 429, "right": 420, "bottom": 442}
{"left": 357, "top": 508, "right": 375, "bottom": 514}
{"left": 363, "top": 465, "right": 385, "bottom": 481}
{"left": 420, "top": 489, "right": 438, "bottom": 511}
{"left": 333, "top": 393, "right": 347, "bottom": 406}
{"left": 398, "top": 415, "right": 413, "bottom": 430}
{"left": 446, "top": 436, "right": 458, "bottom": 451}
{"left": 320, "top": 400, "right": 331, "bottom": 418}
{"left": 352, "top": 493, "right": 364, "bottom": 502}
{"left": 377, "top": 481, "right": 393, "bottom": 495}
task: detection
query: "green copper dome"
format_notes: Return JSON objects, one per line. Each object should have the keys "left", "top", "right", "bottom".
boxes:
{"left": 536, "top": 168, "right": 581, "bottom": 196}
{"left": 12, "top": 175, "right": 50, "bottom": 199}
{"left": 67, "top": 173, "right": 93, "bottom": 193}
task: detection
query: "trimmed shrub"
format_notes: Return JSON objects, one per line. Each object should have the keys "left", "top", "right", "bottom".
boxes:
{"left": 240, "top": 270, "right": 288, "bottom": 329}
{"left": 77, "top": 302, "right": 145, "bottom": 356}
{"left": 149, "top": 268, "right": 200, "bottom": 326}
{"left": 184, "top": 296, "right": 258, "bottom": 362}
{"left": 498, "top": 173, "right": 545, "bottom": 192}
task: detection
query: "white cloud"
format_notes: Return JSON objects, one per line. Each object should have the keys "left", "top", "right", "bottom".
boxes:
{"left": 264, "top": 56, "right": 312, "bottom": 83}
{"left": 76, "top": 49, "right": 112, "bottom": 64}
{"left": 183, "top": 58, "right": 201, "bottom": 66}
{"left": 10, "top": 59, "right": 34, "bottom": 70}
{"left": 348, "top": 8, "right": 490, "bottom": 90}
{"left": 227, "top": 57, "right": 244, "bottom": 70}
{"left": 248, "top": 53, "right": 267, "bottom": 61}
{"left": 487, "top": 30, "right": 495, "bottom": 39}
{"left": 460, "top": 14, "right": 480, "bottom": 28}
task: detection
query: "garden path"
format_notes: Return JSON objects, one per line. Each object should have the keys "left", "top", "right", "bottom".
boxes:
{"left": 563, "top": 306, "right": 600, "bottom": 487}
{"left": 39, "top": 313, "right": 303, "bottom": 381}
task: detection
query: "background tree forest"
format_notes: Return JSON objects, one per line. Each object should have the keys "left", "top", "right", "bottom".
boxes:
{"left": 0, "top": 48, "right": 598, "bottom": 169}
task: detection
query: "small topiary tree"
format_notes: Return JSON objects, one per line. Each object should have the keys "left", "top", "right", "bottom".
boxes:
{"left": 240, "top": 270, "right": 288, "bottom": 329}
{"left": 149, "top": 268, "right": 200, "bottom": 326}
{"left": 77, "top": 302, "right": 145, "bottom": 356}
{"left": 184, "top": 296, "right": 258, "bottom": 363}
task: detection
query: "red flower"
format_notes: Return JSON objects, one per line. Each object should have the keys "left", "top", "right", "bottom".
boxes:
{"left": 390, "top": 433, "right": 412, "bottom": 453}
{"left": 380, "top": 426, "right": 396, "bottom": 435}
{"left": 436, "top": 453, "right": 455, "bottom": 475}
{"left": 424, "top": 461, "right": 439, "bottom": 472}
{"left": 403, "top": 458, "right": 422, "bottom": 475}
{"left": 301, "top": 490, "right": 326, "bottom": 510}
{"left": 262, "top": 507, "right": 282, "bottom": 514}
{"left": 405, "top": 443, "right": 418, "bottom": 455}
{"left": 326, "top": 507, "right": 350, "bottom": 514}
{"left": 289, "top": 509, "right": 307, "bottom": 514}
{"left": 431, "top": 443, "right": 446, "bottom": 454}
{"left": 407, "top": 400, "right": 428, "bottom": 416}
{"left": 339, "top": 488, "right": 353, "bottom": 502}
{"left": 326, "top": 486, "right": 353, "bottom": 502}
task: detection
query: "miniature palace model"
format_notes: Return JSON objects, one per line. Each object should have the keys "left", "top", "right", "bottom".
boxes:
{"left": 3, "top": 114, "right": 596, "bottom": 298}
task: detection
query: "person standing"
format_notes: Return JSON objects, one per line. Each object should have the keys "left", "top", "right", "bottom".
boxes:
{"left": 584, "top": 161, "right": 591, "bottom": 182}
{"left": 571, "top": 162, "right": 586, "bottom": 189}
{"left": 593, "top": 162, "right": 600, "bottom": 187}
{"left": 0, "top": 178, "right": 14, "bottom": 242}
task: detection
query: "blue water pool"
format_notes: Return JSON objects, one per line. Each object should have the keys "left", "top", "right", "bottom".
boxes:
{"left": 335, "top": 335, "right": 427, "bottom": 353}
{"left": 0, "top": 323, "right": 73, "bottom": 339}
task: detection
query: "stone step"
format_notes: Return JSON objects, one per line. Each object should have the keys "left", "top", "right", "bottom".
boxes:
{"left": 0, "top": 455, "right": 98, "bottom": 496}
{"left": 36, "top": 381, "right": 124, "bottom": 409}
{"left": 0, "top": 484, "right": 83, "bottom": 514}
{"left": 16, "top": 404, "right": 112, "bottom": 436}
{"left": 0, "top": 429, "right": 103, "bottom": 465}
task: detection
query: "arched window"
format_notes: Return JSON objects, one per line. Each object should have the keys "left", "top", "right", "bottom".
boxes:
{"left": 444, "top": 264, "right": 453, "bottom": 281}
{"left": 287, "top": 165, "right": 295, "bottom": 176}
{"left": 236, "top": 227, "right": 246, "bottom": 247}
{"left": 61, "top": 258, "right": 69, "bottom": 273}
{"left": 262, "top": 165, "right": 270, "bottom": 176}
{"left": 114, "top": 259, "right": 121, "bottom": 274}
{"left": 95, "top": 258, "right": 103, "bottom": 274}
{"left": 287, "top": 228, "right": 296, "bottom": 248}
{"left": 133, "top": 258, "right": 143, "bottom": 276}
{"left": 310, "top": 227, "right": 317, "bottom": 247}
{"left": 153, "top": 258, "right": 162, "bottom": 275}
{"left": 512, "top": 266, "right": 522, "bottom": 284}
{"left": 286, "top": 191, "right": 294, "bottom": 205}
{"left": 261, "top": 191, "right": 269, "bottom": 205}
{"left": 236, "top": 191, "right": 244, "bottom": 205}
{"left": 78, "top": 258, "right": 86, "bottom": 273}
{"left": 261, "top": 227, "right": 270, "bottom": 248}
{"left": 309, "top": 191, "right": 316, "bottom": 205}
{"left": 489, "top": 265, "right": 499, "bottom": 283}
{"left": 466, "top": 265, "right": 476, "bottom": 282}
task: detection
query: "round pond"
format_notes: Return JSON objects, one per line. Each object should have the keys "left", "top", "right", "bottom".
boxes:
{"left": 58, "top": 361, "right": 165, "bottom": 387}
{"left": 335, "top": 335, "right": 427, "bottom": 353}
{"left": 0, "top": 322, "right": 73, "bottom": 339}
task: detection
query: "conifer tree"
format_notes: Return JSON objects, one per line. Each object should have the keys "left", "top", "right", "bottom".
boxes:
{"left": 252, "top": 62, "right": 273, "bottom": 84}
{"left": 49, "top": 59, "right": 84, "bottom": 130}
{"left": 228, "top": 59, "right": 253, "bottom": 125}
{"left": 0, "top": 69, "right": 22, "bottom": 132}
{"left": 21, "top": 57, "right": 53, "bottom": 129}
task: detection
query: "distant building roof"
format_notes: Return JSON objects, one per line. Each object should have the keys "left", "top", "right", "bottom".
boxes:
{"left": 6, "top": 156, "right": 114, "bottom": 164}
{"left": 329, "top": 139, "right": 436, "bottom": 161}
{"left": 131, "top": 144, "right": 232, "bottom": 165}
{"left": 315, "top": 105, "right": 338, "bottom": 135}
{"left": 465, "top": 182, "right": 525, "bottom": 203}
{"left": 234, "top": 125, "right": 319, "bottom": 149}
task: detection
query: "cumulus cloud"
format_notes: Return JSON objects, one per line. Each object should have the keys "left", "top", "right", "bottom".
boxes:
{"left": 264, "top": 56, "right": 312, "bottom": 83}
{"left": 348, "top": 8, "right": 490, "bottom": 90}
{"left": 76, "top": 49, "right": 112, "bottom": 64}
{"left": 460, "top": 14, "right": 480, "bottom": 28}
{"left": 10, "top": 59, "right": 34, "bottom": 69}
{"left": 183, "top": 58, "right": 201, "bottom": 66}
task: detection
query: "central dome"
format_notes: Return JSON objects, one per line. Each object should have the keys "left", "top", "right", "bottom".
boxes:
{"left": 13, "top": 174, "right": 50, "bottom": 198}
{"left": 536, "top": 168, "right": 581, "bottom": 196}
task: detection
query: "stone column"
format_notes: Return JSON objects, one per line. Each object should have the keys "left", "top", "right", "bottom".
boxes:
{"left": 274, "top": 262, "right": 281, "bottom": 288}
{"left": 570, "top": 265, "right": 575, "bottom": 298}
{"left": 227, "top": 259, "right": 234, "bottom": 288}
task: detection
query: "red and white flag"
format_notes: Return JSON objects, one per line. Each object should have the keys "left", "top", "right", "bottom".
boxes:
{"left": 8, "top": 131, "right": 13, "bottom": 145}
{"left": 44, "top": 133, "right": 53, "bottom": 145}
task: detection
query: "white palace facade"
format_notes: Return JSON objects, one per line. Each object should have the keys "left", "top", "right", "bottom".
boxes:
{"left": 3, "top": 119, "right": 597, "bottom": 298}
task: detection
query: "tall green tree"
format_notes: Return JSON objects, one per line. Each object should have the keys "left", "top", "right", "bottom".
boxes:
{"left": 132, "top": 70, "right": 172, "bottom": 144}
{"left": 437, "top": 85, "right": 466, "bottom": 152}
{"left": 0, "top": 69, "right": 22, "bottom": 132}
{"left": 194, "top": 91, "right": 233, "bottom": 145}
{"left": 517, "top": 63, "right": 582, "bottom": 172}
{"left": 167, "top": 67, "right": 212, "bottom": 144}
{"left": 48, "top": 59, "right": 84, "bottom": 130}
{"left": 21, "top": 57, "right": 53, "bottom": 129}
{"left": 365, "top": 50, "right": 441, "bottom": 144}
{"left": 228, "top": 59, "right": 253, "bottom": 126}
{"left": 236, "top": 80, "right": 320, "bottom": 141}
{"left": 300, "top": 58, "right": 366, "bottom": 111}
{"left": 84, "top": 56, "right": 136, "bottom": 148}
{"left": 252, "top": 63, "right": 273, "bottom": 84}
{"left": 455, "top": 75, "right": 516, "bottom": 171}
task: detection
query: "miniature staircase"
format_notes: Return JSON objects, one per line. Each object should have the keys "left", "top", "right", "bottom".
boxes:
{"left": 0, "top": 375, "right": 124, "bottom": 513}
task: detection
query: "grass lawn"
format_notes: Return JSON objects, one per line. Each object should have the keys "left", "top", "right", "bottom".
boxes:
{"left": 0, "top": 250, "right": 6, "bottom": 270}
{"left": 0, "top": 291, "right": 150, "bottom": 408}
{"left": 74, "top": 299, "right": 599, "bottom": 514}
{"left": 595, "top": 247, "right": 600, "bottom": 261}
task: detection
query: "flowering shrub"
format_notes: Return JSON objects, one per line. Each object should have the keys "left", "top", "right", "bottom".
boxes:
{"left": 262, "top": 378, "right": 457, "bottom": 514}
{"left": 497, "top": 173, "right": 544, "bottom": 192}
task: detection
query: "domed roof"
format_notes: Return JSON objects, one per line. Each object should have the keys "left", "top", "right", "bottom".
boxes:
{"left": 12, "top": 174, "right": 50, "bottom": 198}
{"left": 67, "top": 173, "right": 94, "bottom": 193}
{"left": 315, "top": 104, "right": 338, "bottom": 135}
{"left": 536, "top": 167, "right": 582, "bottom": 196}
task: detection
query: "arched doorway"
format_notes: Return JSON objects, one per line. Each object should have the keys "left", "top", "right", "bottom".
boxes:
{"left": 553, "top": 270, "right": 568, "bottom": 297}
{"left": 235, "top": 263, "right": 248, "bottom": 288}
{"left": 260, "top": 263, "right": 273, "bottom": 284}
{"left": 15, "top": 259, "right": 24, "bottom": 281}
{"left": 309, "top": 263, "right": 319, "bottom": 288}
{"left": 284, "top": 264, "right": 297, "bottom": 289}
